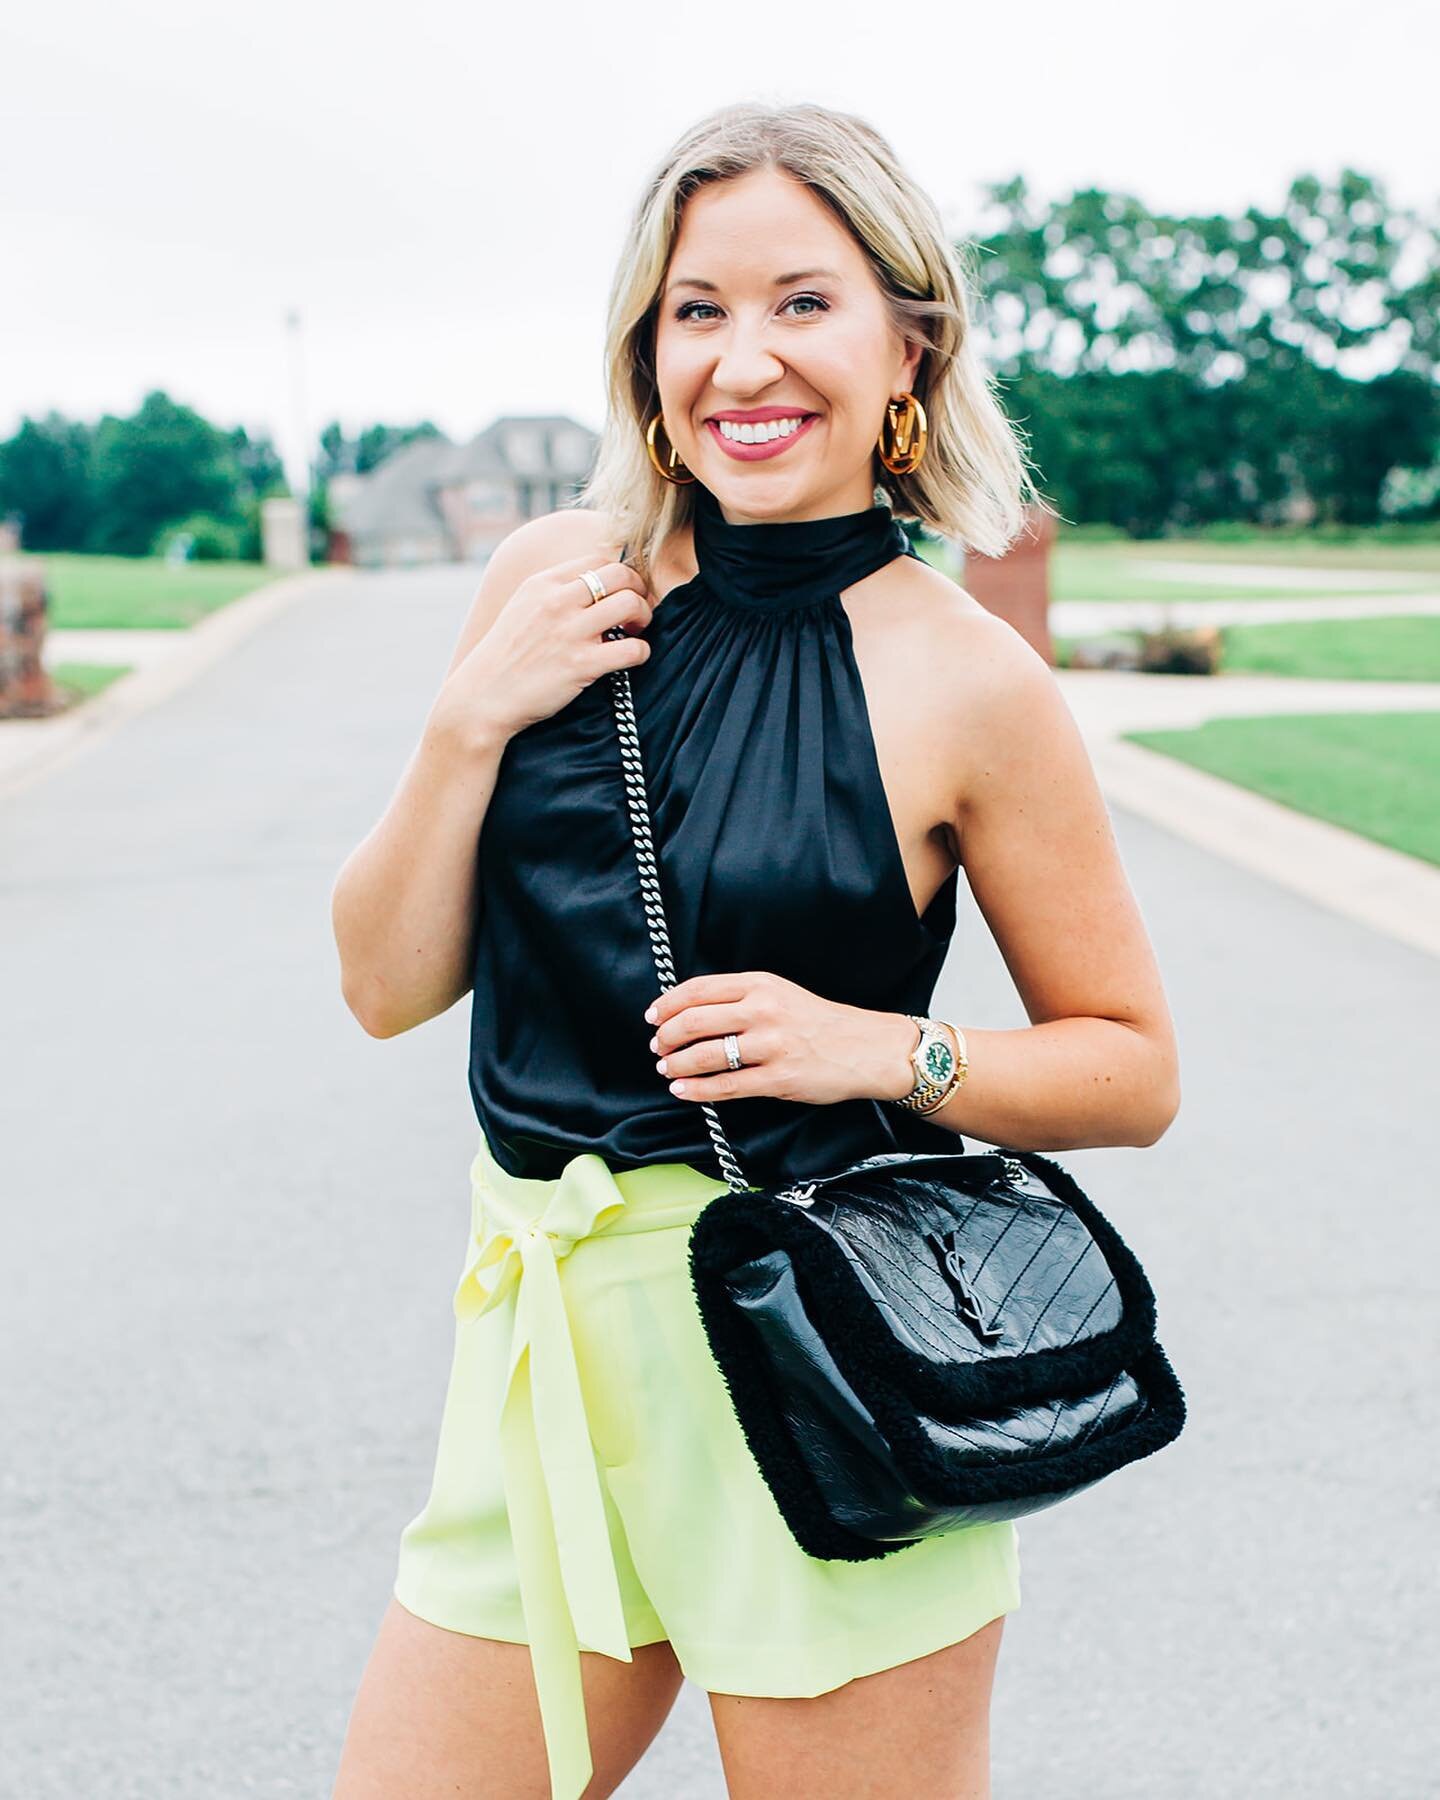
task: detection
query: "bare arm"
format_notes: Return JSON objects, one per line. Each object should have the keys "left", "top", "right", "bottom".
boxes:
{"left": 908, "top": 612, "right": 1181, "bottom": 1150}
{"left": 330, "top": 510, "right": 652, "bottom": 1038}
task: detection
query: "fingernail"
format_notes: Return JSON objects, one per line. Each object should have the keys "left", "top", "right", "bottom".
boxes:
{"left": 648, "top": 1036, "right": 658, "bottom": 1053}
{"left": 669, "top": 1079, "right": 686, "bottom": 1094}
{"left": 655, "top": 1057, "right": 667, "bottom": 1074}
{"left": 644, "top": 1004, "right": 657, "bottom": 1023}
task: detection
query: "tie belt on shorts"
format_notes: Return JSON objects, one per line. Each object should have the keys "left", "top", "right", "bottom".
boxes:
{"left": 452, "top": 1137, "right": 729, "bottom": 1800}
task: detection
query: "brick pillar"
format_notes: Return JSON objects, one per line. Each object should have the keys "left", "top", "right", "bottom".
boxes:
{"left": 960, "top": 506, "right": 1057, "bottom": 665}
{"left": 0, "top": 556, "right": 62, "bottom": 719}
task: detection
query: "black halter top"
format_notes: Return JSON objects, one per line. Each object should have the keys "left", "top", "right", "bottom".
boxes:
{"left": 466, "top": 481, "right": 967, "bottom": 1184}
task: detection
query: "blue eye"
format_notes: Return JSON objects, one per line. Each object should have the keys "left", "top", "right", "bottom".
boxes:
{"left": 673, "top": 292, "right": 830, "bottom": 322}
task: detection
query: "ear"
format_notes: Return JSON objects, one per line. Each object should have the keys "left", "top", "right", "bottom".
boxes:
{"left": 899, "top": 333, "right": 925, "bottom": 395}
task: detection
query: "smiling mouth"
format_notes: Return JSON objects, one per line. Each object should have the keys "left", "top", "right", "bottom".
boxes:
{"left": 708, "top": 413, "right": 816, "bottom": 445}
{"left": 703, "top": 414, "right": 822, "bottom": 463}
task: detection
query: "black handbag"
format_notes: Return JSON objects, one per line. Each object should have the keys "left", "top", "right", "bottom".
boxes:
{"left": 603, "top": 638, "right": 1187, "bottom": 1564}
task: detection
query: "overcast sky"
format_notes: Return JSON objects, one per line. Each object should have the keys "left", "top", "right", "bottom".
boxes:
{"left": 2, "top": 0, "right": 1435, "bottom": 489}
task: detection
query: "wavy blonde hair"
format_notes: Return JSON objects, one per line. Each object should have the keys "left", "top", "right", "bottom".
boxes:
{"left": 573, "top": 100, "right": 1051, "bottom": 581}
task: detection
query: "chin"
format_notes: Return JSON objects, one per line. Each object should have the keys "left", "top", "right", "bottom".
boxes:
{"left": 707, "top": 484, "right": 813, "bottom": 524}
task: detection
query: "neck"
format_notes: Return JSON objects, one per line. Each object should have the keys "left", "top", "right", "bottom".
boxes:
{"left": 681, "top": 478, "right": 913, "bottom": 613}
{"left": 706, "top": 475, "right": 880, "bottom": 527}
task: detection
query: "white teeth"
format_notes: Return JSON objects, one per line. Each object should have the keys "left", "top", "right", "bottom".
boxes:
{"left": 716, "top": 415, "right": 809, "bottom": 443}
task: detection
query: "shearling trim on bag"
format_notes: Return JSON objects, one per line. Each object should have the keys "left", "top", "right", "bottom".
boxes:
{"left": 686, "top": 1148, "right": 1187, "bottom": 1563}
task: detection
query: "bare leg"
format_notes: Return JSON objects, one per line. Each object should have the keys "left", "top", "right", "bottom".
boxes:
{"left": 332, "top": 1594, "right": 686, "bottom": 1799}
{"left": 707, "top": 1614, "right": 1006, "bottom": 1800}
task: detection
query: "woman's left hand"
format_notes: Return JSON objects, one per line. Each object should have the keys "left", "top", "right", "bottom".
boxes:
{"left": 645, "top": 970, "right": 916, "bottom": 1106}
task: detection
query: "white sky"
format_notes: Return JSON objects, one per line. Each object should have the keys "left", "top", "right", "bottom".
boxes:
{"left": 2, "top": 0, "right": 1436, "bottom": 490}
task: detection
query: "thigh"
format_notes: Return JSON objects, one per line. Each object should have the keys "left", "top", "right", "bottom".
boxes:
{"left": 332, "top": 1595, "right": 686, "bottom": 1800}
{"left": 707, "top": 1614, "right": 1006, "bottom": 1800}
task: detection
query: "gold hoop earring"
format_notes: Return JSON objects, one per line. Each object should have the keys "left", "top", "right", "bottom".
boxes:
{"left": 876, "top": 390, "right": 928, "bottom": 475}
{"left": 644, "top": 412, "right": 696, "bottom": 485}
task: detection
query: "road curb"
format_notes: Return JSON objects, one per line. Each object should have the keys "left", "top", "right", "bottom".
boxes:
{"left": 1091, "top": 735, "right": 1440, "bottom": 959}
{"left": 0, "top": 565, "right": 347, "bottom": 803}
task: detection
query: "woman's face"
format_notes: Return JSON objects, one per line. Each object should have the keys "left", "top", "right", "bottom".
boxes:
{"left": 652, "top": 165, "right": 922, "bottom": 525}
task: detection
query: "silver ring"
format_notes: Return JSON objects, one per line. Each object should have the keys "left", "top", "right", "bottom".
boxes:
{"left": 578, "top": 568, "right": 608, "bottom": 604}
{"left": 723, "top": 1032, "right": 742, "bottom": 1071}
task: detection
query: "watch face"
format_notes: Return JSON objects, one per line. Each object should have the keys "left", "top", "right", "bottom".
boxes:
{"left": 922, "top": 1037, "right": 954, "bottom": 1084}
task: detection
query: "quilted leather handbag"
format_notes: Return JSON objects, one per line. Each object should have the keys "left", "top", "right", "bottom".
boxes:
{"left": 603, "top": 640, "right": 1187, "bottom": 1564}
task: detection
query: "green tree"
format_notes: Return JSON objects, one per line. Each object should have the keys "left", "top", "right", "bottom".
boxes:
{"left": 356, "top": 420, "right": 442, "bottom": 474}
{"left": 226, "top": 424, "right": 288, "bottom": 503}
{"left": 969, "top": 170, "right": 1440, "bottom": 530}
{"left": 0, "top": 412, "right": 96, "bottom": 550}
{"left": 315, "top": 418, "right": 445, "bottom": 480}
{"left": 87, "top": 390, "right": 241, "bottom": 555}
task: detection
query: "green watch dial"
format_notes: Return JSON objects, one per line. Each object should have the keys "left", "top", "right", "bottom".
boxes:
{"left": 923, "top": 1038, "right": 954, "bottom": 1083}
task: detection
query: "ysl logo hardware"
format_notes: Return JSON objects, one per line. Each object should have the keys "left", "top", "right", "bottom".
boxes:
{"left": 929, "top": 1228, "right": 1004, "bottom": 1343}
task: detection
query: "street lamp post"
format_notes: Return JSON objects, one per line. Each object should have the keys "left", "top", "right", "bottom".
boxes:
{"left": 285, "top": 305, "right": 311, "bottom": 563}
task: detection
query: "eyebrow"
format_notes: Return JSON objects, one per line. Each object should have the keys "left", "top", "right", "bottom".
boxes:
{"left": 663, "top": 267, "right": 843, "bottom": 298}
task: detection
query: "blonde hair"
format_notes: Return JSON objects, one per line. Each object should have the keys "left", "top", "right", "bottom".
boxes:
{"left": 574, "top": 100, "right": 1051, "bottom": 581}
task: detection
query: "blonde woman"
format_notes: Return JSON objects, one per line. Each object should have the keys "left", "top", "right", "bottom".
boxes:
{"left": 331, "top": 101, "right": 1179, "bottom": 1800}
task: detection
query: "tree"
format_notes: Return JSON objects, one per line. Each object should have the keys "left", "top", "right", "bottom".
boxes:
{"left": 225, "top": 424, "right": 288, "bottom": 503}
{"left": 314, "top": 418, "right": 445, "bottom": 479}
{"left": 0, "top": 413, "right": 96, "bottom": 551}
{"left": 968, "top": 170, "right": 1440, "bottom": 530}
{"left": 87, "top": 390, "right": 240, "bottom": 555}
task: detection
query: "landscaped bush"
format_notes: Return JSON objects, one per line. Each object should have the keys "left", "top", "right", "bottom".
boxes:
{"left": 152, "top": 513, "right": 246, "bottom": 561}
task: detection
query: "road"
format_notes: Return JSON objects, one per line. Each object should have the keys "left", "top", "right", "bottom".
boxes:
{"left": 1, "top": 562, "right": 1435, "bottom": 1797}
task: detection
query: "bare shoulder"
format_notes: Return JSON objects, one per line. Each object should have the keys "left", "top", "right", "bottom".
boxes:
{"left": 479, "top": 505, "right": 624, "bottom": 586}
{"left": 860, "top": 551, "right": 1055, "bottom": 725}
{"left": 512, "top": 505, "right": 625, "bottom": 562}
{"left": 883, "top": 550, "right": 1016, "bottom": 643}
{"left": 935, "top": 585, "right": 1085, "bottom": 831}
{"left": 854, "top": 551, "right": 1088, "bottom": 849}
{"left": 439, "top": 507, "right": 623, "bottom": 681}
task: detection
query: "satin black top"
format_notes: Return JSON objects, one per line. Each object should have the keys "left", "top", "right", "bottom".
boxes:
{"left": 466, "top": 479, "right": 967, "bottom": 1184}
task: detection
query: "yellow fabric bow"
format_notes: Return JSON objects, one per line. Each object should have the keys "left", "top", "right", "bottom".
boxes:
{"left": 452, "top": 1148, "right": 634, "bottom": 1800}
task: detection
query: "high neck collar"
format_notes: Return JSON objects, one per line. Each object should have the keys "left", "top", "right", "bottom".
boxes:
{"left": 689, "top": 481, "right": 913, "bottom": 611}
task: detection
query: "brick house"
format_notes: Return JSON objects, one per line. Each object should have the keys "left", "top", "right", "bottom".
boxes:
{"left": 329, "top": 414, "right": 598, "bottom": 568}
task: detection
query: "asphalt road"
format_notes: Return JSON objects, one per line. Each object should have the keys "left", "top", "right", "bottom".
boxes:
{"left": 2, "top": 563, "right": 1435, "bottom": 1797}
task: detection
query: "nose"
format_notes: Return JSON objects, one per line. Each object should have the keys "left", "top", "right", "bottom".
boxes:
{"left": 709, "top": 314, "right": 788, "bottom": 401}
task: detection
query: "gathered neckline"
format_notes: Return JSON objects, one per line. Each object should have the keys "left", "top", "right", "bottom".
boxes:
{"left": 673, "top": 480, "right": 915, "bottom": 613}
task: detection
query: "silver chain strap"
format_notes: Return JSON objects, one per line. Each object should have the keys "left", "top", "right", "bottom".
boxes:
{"left": 605, "top": 646, "right": 752, "bottom": 1193}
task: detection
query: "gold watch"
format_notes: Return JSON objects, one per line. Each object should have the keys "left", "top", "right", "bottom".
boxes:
{"left": 892, "top": 1014, "right": 968, "bottom": 1114}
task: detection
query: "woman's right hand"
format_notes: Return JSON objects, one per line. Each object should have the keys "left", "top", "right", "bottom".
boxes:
{"left": 431, "top": 550, "right": 658, "bottom": 750}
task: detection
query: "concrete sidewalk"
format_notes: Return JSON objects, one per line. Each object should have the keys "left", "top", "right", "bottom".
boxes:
{"left": 1126, "top": 557, "right": 1430, "bottom": 590}
{"left": 1057, "top": 665, "right": 1440, "bottom": 732}
{"left": 1054, "top": 591, "right": 1440, "bottom": 632}
{"left": 1054, "top": 666, "right": 1440, "bottom": 960}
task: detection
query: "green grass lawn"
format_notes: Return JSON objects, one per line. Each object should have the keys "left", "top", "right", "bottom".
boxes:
{"left": 1050, "top": 543, "right": 1440, "bottom": 604}
{"left": 38, "top": 554, "right": 286, "bottom": 629}
{"left": 1057, "top": 615, "right": 1440, "bottom": 681}
{"left": 1125, "top": 712, "right": 1440, "bottom": 866}
{"left": 48, "top": 662, "right": 136, "bottom": 700}
{"left": 1218, "top": 615, "right": 1440, "bottom": 682}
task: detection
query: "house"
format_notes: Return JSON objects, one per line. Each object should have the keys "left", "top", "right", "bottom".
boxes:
{"left": 328, "top": 414, "right": 599, "bottom": 568}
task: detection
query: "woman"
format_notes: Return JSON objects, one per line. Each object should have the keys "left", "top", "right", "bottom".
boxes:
{"left": 330, "top": 101, "right": 1180, "bottom": 1800}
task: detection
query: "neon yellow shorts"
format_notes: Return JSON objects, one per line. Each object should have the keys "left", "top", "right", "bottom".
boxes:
{"left": 393, "top": 1131, "right": 1021, "bottom": 1800}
